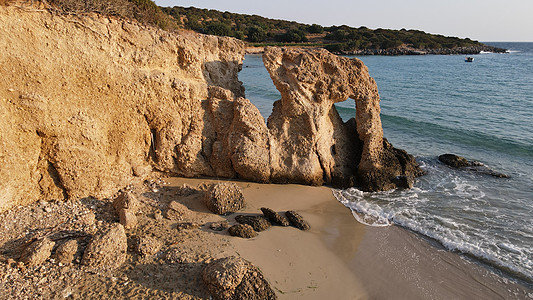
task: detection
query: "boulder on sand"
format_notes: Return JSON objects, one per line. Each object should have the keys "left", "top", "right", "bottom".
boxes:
{"left": 204, "top": 183, "right": 245, "bottom": 215}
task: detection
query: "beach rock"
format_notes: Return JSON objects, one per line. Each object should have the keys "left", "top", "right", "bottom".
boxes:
{"left": 285, "top": 211, "right": 310, "bottom": 231}
{"left": 392, "top": 175, "right": 415, "bottom": 189}
{"left": 113, "top": 190, "right": 139, "bottom": 212}
{"left": 19, "top": 237, "right": 55, "bottom": 267}
{"left": 176, "top": 222, "right": 201, "bottom": 231}
{"left": 81, "top": 223, "right": 127, "bottom": 270}
{"left": 235, "top": 215, "right": 271, "bottom": 232}
{"left": 228, "top": 224, "right": 257, "bottom": 238}
{"left": 135, "top": 236, "right": 163, "bottom": 257}
{"left": 204, "top": 183, "right": 245, "bottom": 215}
{"left": 209, "top": 221, "right": 231, "bottom": 231}
{"left": 263, "top": 47, "right": 423, "bottom": 191}
{"left": 438, "top": 154, "right": 509, "bottom": 178}
{"left": 439, "top": 154, "right": 472, "bottom": 168}
{"left": 165, "top": 201, "right": 191, "bottom": 221}
{"left": 202, "top": 256, "right": 276, "bottom": 300}
{"left": 260, "top": 208, "right": 289, "bottom": 226}
{"left": 53, "top": 239, "right": 78, "bottom": 264}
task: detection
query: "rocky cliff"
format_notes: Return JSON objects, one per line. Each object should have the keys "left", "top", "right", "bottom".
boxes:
{"left": 0, "top": 4, "right": 422, "bottom": 212}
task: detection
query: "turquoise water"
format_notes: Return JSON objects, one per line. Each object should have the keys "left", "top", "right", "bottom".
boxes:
{"left": 239, "top": 43, "right": 533, "bottom": 284}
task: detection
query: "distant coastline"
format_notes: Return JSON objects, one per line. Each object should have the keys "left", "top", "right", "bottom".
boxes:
{"left": 162, "top": 6, "right": 508, "bottom": 56}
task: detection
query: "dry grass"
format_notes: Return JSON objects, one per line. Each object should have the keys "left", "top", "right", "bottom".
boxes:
{"left": 0, "top": 0, "right": 179, "bottom": 31}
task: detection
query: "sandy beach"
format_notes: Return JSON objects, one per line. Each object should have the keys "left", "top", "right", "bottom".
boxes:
{"left": 170, "top": 178, "right": 533, "bottom": 299}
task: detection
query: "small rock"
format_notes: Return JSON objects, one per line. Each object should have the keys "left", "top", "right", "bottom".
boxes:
{"left": 136, "top": 236, "right": 163, "bottom": 257}
{"left": 113, "top": 191, "right": 139, "bottom": 229}
{"left": 285, "top": 211, "right": 310, "bottom": 231}
{"left": 204, "top": 183, "right": 245, "bottom": 215}
{"left": 209, "top": 221, "right": 230, "bottom": 231}
{"left": 154, "top": 210, "right": 163, "bottom": 220}
{"left": 79, "top": 212, "right": 96, "bottom": 226}
{"left": 202, "top": 256, "right": 276, "bottom": 300}
{"left": 118, "top": 209, "right": 137, "bottom": 230}
{"left": 176, "top": 222, "right": 201, "bottom": 231}
{"left": 235, "top": 215, "right": 271, "bottom": 232}
{"left": 113, "top": 190, "right": 139, "bottom": 212}
{"left": 228, "top": 224, "right": 257, "bottom": 239}
{"left": 20, "top": 237, "right": 55, "bottom": 267}
{"left": 165, "top": 201, "right": 191, "bottom": 221}
{"left": 81, "top": 223, "right": 127, "bottom": 270}
{"left": 54, "top": 239, "right": 78, "bottom": 264}
{"left": 260, "top": 208, "right": 289, "bottom": 226}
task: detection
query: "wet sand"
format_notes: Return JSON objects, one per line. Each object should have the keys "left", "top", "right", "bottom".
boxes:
{"left": 171, "top": 177, "right": 533, "bottom": 299}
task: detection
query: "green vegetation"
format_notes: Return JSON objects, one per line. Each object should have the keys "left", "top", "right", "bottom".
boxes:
{"left": 161, "top": 6, "right": 484, "bottom": 52}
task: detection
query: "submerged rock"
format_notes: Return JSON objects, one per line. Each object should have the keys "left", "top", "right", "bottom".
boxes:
{"left": 235, "top": 215, "right": 271, "bottom": 232}
{"left": 202, "top": 256, "right": 276, "bottom": 300}
{"left": 204, "top": 183, "right": 245, "bottom": 215}
{"left": 439, "top": 154, "right": 509, "bottom": 178}
{"left": 285, "top": 211, "right": 310, "bottom": 231}
{"left": 260, "top": 207, "right": 289, "bottom": 226}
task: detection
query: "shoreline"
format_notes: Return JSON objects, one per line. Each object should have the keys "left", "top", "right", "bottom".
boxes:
{"left": 169, "top": 177, "right": 533, "bottom": 299}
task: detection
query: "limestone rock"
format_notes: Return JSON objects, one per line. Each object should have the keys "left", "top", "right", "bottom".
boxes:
{"left": 285, "top": 211, "right": 310, "bottom": 231}
{"left": 135, "top": 236, "right": 163, "bottom": 257}
{"left": 260, "top": 207, "right": 289, "bottom": 226}
{"left": 113, "top": 191, "right": 139, "bottom": 229}
{"left": 228, "top": 224, "right": 257, "bottom": 239}
{"left": 20, "top": 237, "right": 55, "bottom": 267}
{"left": 204, "top": 183, "right": 245, "bottom": 215}
{"left": 53, "top": 239, "right": 78, "bottom": 264}
{"left": 165, "top": 201, "right": 191, "bottom": 221}
{"left": 202, "top": 256, "right": 276, "bottom": 300}
{"left": 81, "top": 223, "right": 127, "bottom": 270}
{"left": 263, "top": 47, "right": 423, "bottom": 191}
{"left": 235, "top": 215, "right": 271, "bottom": 232}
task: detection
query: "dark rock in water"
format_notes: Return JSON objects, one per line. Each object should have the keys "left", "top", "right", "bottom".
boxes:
{"left": 202, "top": 256, "right": 277, "bottom": 300}
{"left": 392, "top": 175, "right": 414, "bottom": 189}
{"left": 235, "top": 215, "right": 271, "bottom": 232}
{"left": 285, "top": 211, "right": 310, "bottom": 231}
{"left": 228, "top": 224, "right": 257, "bottom": 238}
{"left": 204, "top": 183, "right": 245, "bottom": 215}
{"left": 439, "top": 154, "right": 472, "bottom": 168}
{"left": 260, "top": 208, "right": 289, "bottom": 226}
{"left": 439, "top": 154, "right": 509, "bottom": 178}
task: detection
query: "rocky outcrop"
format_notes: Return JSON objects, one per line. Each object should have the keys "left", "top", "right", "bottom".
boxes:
{"left": 285, "top": 211, "right": 310, "bottom": 231}
{"left": 0, "top": 5, "right": 422, "bottom": 212}
{"left": 81, "top": 223, "right": 127, "bottom": 270}
{"left": 263, "top": 47, "right": 423, "bottom": 191}
{"left": 439, "top": 154, "right": 509, "bottom": 178}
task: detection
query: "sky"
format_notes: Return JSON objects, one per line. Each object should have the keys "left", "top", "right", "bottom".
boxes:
{"left": 154, "top": 0, "right": 533, "bottom": 42}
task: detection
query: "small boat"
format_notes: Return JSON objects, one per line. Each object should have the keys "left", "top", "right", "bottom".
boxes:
{"left": 465, "top": 57, "right": 474, "bottom": 62}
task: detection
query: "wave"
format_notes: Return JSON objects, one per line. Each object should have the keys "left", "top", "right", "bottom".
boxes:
{"left": 332, "top": 187, "right": 533, "bottom": 283}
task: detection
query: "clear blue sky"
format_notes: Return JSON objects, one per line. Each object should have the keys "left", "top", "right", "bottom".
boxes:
{"left": 154, "top": 0, "right": 532, "bottom": 42}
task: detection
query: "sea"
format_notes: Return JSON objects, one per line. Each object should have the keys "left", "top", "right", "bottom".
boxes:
{"left": 239, "top": 42, "right": 533, "bottom": 285}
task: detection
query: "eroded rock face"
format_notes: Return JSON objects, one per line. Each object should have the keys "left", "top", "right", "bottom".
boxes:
{"left": 0, "top": 6, "right": 422, "bottom": 212}
{"left": 263, "top": 47, "right": 423, "bottom": 191}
